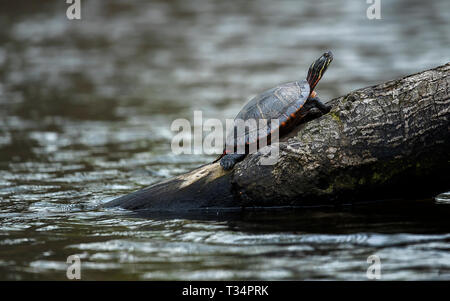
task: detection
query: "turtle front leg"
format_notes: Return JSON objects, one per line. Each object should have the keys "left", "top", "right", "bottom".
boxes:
{"left": 308, "top": 96, "right": 331, "bottom": 114}
{"left": 220, "top": 153, "right": 246, "bottom": 170}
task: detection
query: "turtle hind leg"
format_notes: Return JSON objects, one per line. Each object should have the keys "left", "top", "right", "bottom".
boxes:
{"left": 308, "top": 96, "right": 332, "bottom": 114}
{"left": 220, "top": 153, "right": 246, "bottom": 170}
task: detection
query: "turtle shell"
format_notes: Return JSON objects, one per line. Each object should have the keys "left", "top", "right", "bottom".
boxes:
{"left": 225, "top": 80, "right": 310, "bottom": 152}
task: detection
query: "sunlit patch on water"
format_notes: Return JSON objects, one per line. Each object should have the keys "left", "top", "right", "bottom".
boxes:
{"left": 435, "top": 192, "right": 450, "bottom": 205}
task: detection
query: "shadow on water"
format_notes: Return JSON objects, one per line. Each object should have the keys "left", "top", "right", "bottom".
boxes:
{"left": 129, "top": 198, "right": 450, "bottom": 235}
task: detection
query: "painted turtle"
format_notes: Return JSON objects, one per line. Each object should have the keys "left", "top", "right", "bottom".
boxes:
{"left": 216, "top": 51, "right": 333, "bottom": 170}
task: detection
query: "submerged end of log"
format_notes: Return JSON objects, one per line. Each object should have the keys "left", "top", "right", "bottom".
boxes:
{"left": 106, "top": 63, "right": 450, "bottom": 212}
{"left": 106, "top": 163, "right": 236, "bottom": 210}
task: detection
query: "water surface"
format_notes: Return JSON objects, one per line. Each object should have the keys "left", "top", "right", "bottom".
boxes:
{"left": 0, "top": 0, "right": 449, "bottom": 280}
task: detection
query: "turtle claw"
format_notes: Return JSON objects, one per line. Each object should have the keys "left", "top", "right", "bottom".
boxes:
{"left": 220, "top": 156, "right": 235, "bottom": 170}
{"left": 309, "top": 96, "right": 331, "bottom": 114}
{"left": 220, "top": 153, "right": 246, "bottom": 170}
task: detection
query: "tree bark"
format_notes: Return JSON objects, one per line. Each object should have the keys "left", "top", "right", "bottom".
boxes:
{"left": 106, "top": 63, "right": 450, "bottom": 211}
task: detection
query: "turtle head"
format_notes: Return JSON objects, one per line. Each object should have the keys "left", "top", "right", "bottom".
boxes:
{"left": 307, "top": 51, "right": 333, "bottom": 92}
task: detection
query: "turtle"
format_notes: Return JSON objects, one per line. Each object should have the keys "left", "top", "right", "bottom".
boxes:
{"left": 215, "top": 51, "right": 333, "bottom": 170}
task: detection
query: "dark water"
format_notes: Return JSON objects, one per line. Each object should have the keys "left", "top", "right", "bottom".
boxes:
{"left": 0, "top": 0, "right": 449, "bottom": 280}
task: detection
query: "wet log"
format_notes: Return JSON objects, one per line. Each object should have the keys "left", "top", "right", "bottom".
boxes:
{"left": 106, "top": 63, "right": 450, "bottom": 212}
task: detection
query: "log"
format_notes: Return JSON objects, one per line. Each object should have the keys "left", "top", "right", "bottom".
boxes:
{"left": 105, "top": 63, "right": 450, "bottom": 212}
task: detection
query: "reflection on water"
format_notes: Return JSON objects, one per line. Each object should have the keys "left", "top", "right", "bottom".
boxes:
{"left": 0, "top": 0, "right": 449, "bottom": 280}
{"left": 435, "top": 192, "right": 450, "bottom": 205}
{"left": 1, "top": 199, "right": 450, "bottom": 280}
